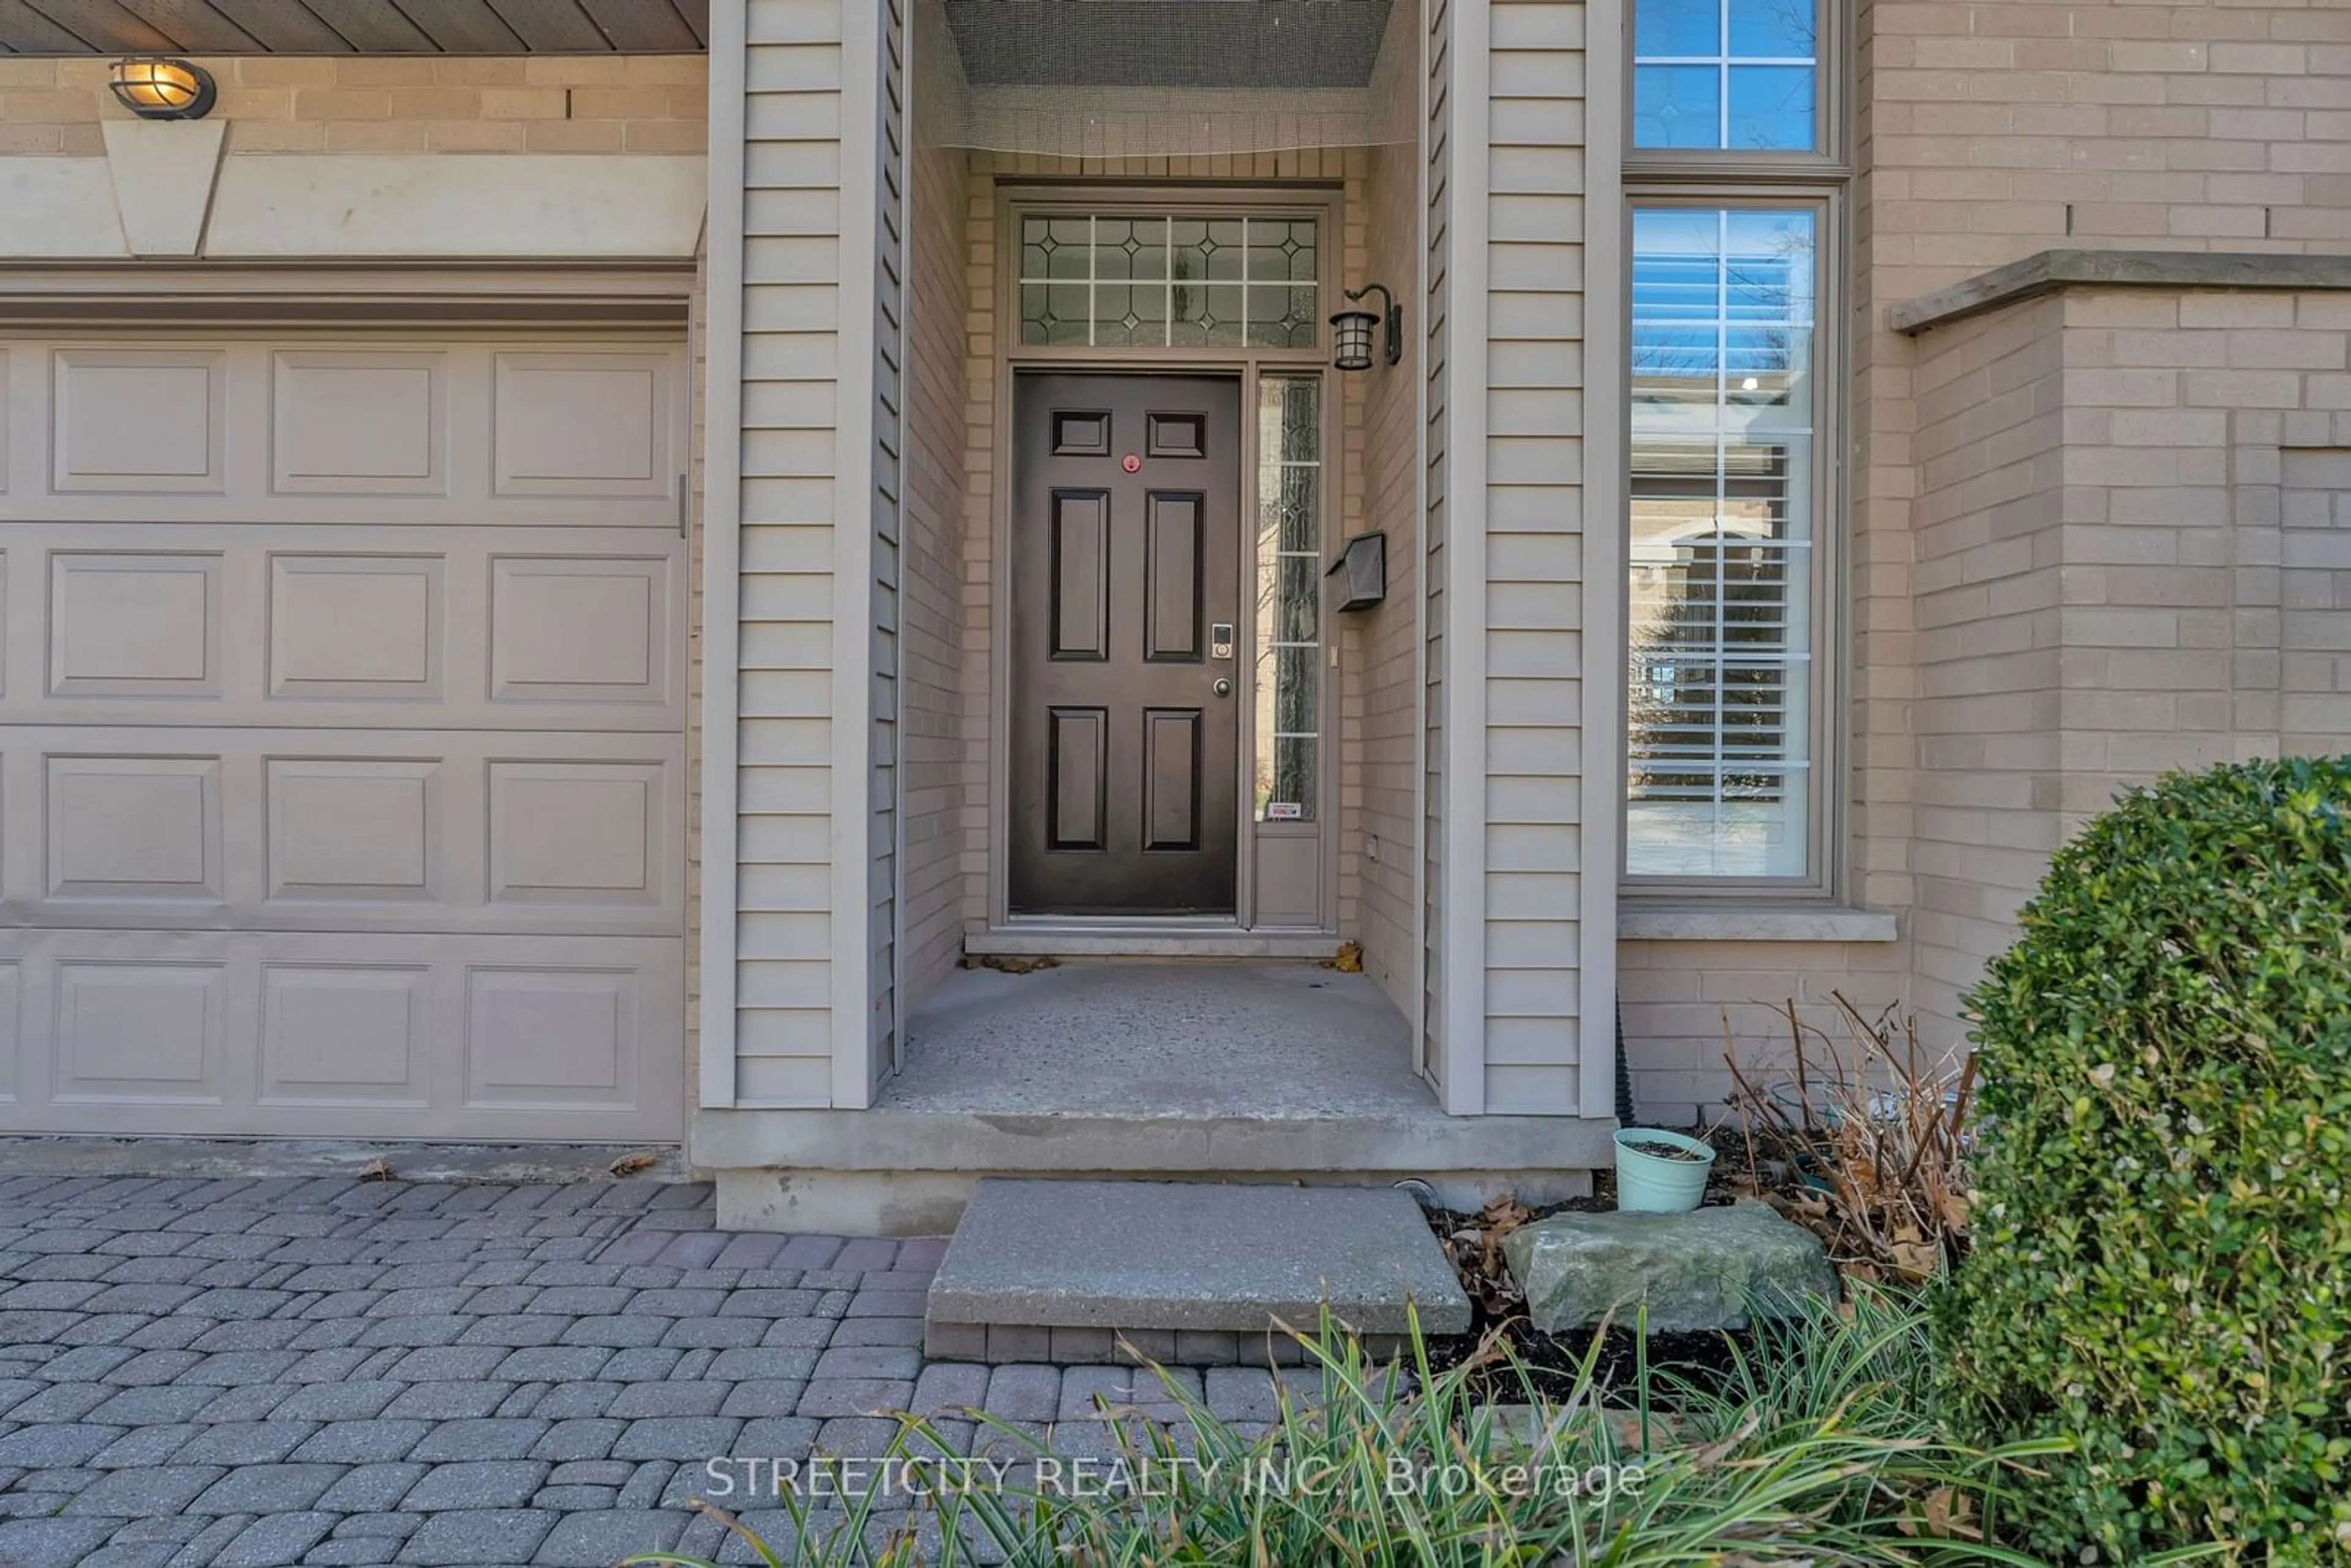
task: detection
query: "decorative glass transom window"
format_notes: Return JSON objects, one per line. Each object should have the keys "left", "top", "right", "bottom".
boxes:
{"left": 1626, "top": 206, "right": 1818, "bottom": 880}
{"left": 1019, "top": 215, "right": 1321, "bottom": 349}
{"left": 1633, "top": 0, "right": 1818, "bottom": 151}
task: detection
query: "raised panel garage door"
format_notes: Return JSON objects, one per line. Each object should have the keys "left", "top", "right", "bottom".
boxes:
{"left": 0, "top": 330, "right": 689, "bottom": 1140}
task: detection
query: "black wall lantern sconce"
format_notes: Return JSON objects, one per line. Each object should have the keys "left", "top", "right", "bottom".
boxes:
{"left": 110, "top": 58, "right": 217, "bottom": 121}
{"left": 1329, "top": 283, "right": 1402, "bottom": 372}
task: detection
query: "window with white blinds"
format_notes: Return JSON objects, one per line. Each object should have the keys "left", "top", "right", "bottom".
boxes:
{"left": 1626, "top": 205, "right": 1819, "bottom": 881}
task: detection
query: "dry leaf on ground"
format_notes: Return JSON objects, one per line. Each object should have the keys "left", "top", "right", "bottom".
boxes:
{"left": 1439, "top": 1193, "right": 1534, "bottom": 1313}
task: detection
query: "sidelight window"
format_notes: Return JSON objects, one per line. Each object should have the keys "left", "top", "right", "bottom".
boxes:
{"left": 1019, "top": 215, "right": 1321, "bottom": 350}
{"left": 1253, "top": 376, "right": 1321, "bottom": 823}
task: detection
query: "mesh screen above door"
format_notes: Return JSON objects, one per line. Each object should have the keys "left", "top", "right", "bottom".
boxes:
{"left": 913, "top": 0, "right": 1419, "bottom": 157}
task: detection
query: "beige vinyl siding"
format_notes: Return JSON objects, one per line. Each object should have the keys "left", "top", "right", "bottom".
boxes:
{"left": 1478, "top": 0, "right": 1587, "bottom": 1114}
{"left": 733, "top": 0, "right": 850, "bottom": 1106}
{"left": 869, "top": 0, "right": 907, "bottom": 1084}
{"left": 1422, "top": 0, "right": 1453, "bottom": 1099}
{"left": 1356, "top": 140, "right": 1423, "bottom": 1022}
{"left": 898, "top": 130, "right": 972, "bottom": 1007}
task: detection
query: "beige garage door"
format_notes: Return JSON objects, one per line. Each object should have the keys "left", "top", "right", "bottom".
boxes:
{"left": 0, "top": 328, "right": 689, "bottom": 1141}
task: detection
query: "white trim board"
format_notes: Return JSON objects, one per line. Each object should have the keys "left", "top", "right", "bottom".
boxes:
{"left": 831, "top": 0, "right": 883, "bottom": 1109}
{"left": 699, "top": 0, "right": 751, "bottom": 1112}
{"left": 1409, "top": 0, "right": 1432, "bottom": 1085}
{"left": 1440, "top": 0, "right": 1492, "bottom": 1117}
{"left": 1580, "top": 0, "right": 1627, "bottom": 1120}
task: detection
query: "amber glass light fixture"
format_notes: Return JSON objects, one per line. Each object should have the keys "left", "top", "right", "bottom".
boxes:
{"left": 109, "top": 58, "right": 217, "bottom": 121}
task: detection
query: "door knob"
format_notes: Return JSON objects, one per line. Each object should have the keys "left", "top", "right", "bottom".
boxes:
{"left": 1213, "top": 678, "right": 1232, "bottom": 697}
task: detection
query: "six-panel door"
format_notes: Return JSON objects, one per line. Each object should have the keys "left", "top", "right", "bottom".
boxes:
{"left": 1009, "top": 374, "right": 1243, "bottom": 916}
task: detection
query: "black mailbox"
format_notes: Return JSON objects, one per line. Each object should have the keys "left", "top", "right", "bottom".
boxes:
{"left": 1326, "top": 531, "right": 1386, "bottom": 612}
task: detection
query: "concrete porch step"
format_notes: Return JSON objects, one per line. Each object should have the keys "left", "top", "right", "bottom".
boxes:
{"left": 924, "top": 1177, "right": 1472, "bottom": 1365}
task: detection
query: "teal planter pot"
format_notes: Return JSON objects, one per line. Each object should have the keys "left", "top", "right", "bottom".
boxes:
{"left": 1613, "top": 1127, "right": 1716, "bottom": 1214}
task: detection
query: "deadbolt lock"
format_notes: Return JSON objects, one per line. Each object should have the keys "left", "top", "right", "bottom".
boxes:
{"left": 1211, "top": 623, "right": 1234, "bottom": 661}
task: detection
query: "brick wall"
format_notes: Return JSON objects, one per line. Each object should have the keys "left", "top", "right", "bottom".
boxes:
{"left": 954, "top": 151, "right": 996, "bottom": 935}
{"left": 1354, "top": 140, "right": 1424, "bottom": 1020}
{"left": 1864, "top": 0, "right": 2349, "bottom": 279}
{"left": 2038, "top": 286, "right": 2351, "bottom": 787}
{"left": 899, "top": 133, "right": 972, "bottom": 1012}
{"left": 1619, "top": 939, "right": 1911, "bottom": 1123}
{"left": 1899, "top": 280, "right": 2351, "bottom": 1040}
{"left": 1905, "top": 295, "right": 2070, "bottom": 1034}
{"left": 1851, "top": 0, "right": 2351, "bottom": 931}
{"left": 0, "top": 54, "right": 705, "bottom": 155}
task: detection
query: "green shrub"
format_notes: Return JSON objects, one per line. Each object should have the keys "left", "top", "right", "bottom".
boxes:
{"left": 1941, "top": 757, "right": 2351, "bottom": 1563}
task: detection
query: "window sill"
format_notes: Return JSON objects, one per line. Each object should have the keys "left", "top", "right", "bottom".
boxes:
{"left": 1618, "top": 906, "right": 1899, "bottom": 944}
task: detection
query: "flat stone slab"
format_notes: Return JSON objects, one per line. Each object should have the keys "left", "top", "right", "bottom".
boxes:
{"left": 928, "top": 1179, "right": 1471, "bottom": 1338}
{"left": 1502, "top": 1202, "right": 1837, "bottom": 1335}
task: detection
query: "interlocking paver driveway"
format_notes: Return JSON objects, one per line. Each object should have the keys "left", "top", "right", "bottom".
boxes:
{"left": 0, "top": 1173, "right": 1318, "bottom": 1566}
{"left": 0, "top": 1174, "right": 968, "bottom": 1567}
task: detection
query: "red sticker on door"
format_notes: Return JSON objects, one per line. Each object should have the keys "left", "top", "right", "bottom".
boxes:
{"left": 1122, "top": 454, "right": 1141, "bottom": 473}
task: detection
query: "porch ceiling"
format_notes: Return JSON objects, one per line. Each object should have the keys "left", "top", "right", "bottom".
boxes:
{"left": 942, "top": 0, "right": 1392, "bottom": 89}
{"left": 0, "top": 0, "right": 707, "bottom": 54}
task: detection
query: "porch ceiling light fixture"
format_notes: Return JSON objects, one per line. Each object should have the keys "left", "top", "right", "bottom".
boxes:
{"left": 109, "top": 58, "right": 217, "bottom": 121}
{"left": 1329, "top": 283, "right": 1402, "bottom": 372}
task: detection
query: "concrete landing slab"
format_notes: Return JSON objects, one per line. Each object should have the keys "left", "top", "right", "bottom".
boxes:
{"left": 891, "top": 964, "right": 1432, "bottom": 1119}
{"left": 926, "top": 1179, "right": 1471, "bottom": 1359}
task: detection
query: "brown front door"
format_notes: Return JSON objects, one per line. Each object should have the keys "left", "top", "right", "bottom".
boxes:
{"left": 1010, "top": 373, "right": 1243, "bottom": 916}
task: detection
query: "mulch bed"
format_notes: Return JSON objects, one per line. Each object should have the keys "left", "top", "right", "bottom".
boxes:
{"left": 1419, "top": 1308, "right": 1752, "bottom": 1406}
{"left": 1414, "top": 1174, "right": 1753, "bottom": 1405}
